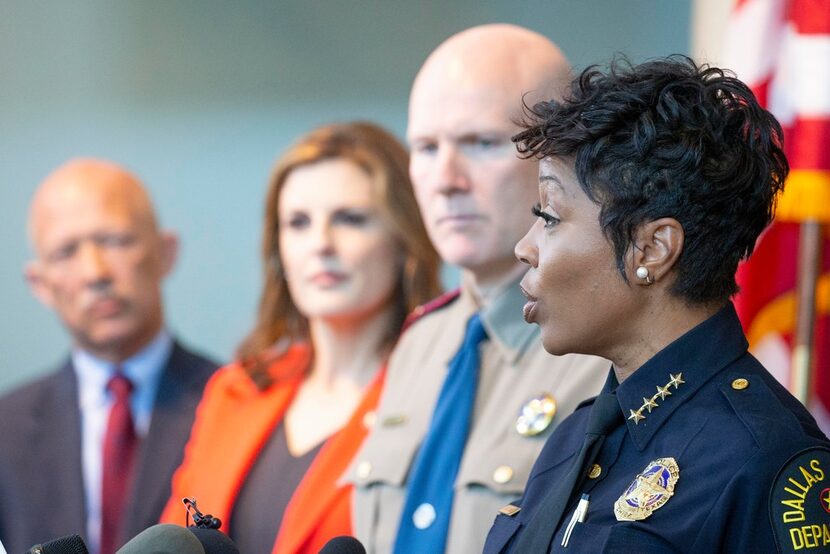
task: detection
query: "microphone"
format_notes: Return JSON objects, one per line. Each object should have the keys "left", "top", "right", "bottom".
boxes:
{"left": 180, "top": 497, "right": 239, "bottom": 554}
{"left": 115, "top": 523, "right": 240, "bottom": 554}
{"left": 116, "top": 524, "right": 205, "bottom": 554}
{"left": 186, "top": 527, "right": 239, "bottom": 554}
{"left": 26, "top": 534, "right": 89, "bottom": 554}
{"left": 318, "top": 536, "right": 367, "bottom": 554}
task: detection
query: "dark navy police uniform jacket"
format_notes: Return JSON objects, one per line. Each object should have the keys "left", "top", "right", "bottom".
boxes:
{"left": 484, "top": 303, "right": 830, "bottom": 553}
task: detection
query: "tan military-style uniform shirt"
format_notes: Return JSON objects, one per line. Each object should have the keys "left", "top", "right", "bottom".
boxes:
{"left": 344, "top": 277, "right": 609, "bottom": 553}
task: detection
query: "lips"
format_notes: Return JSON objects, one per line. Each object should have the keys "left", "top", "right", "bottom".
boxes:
{"left": 86, "top": 297, "right": 126, "bottom": 318}
{"left": 519, "top": 283, "right": 538, "bottom": 323}
{"left": 308, "top": 271, "right": 348, "bottom": 287}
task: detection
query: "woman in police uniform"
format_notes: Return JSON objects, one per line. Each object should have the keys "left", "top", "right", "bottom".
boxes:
{"left": 484, "top": 56, "right": 830, "bottom": 553}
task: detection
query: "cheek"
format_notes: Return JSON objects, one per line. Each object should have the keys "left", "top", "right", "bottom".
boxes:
{"left": 278, "top": 236, "right": 304, "bottom": 276}
{"left": 538, "top": 239, "right": 609, "bottom": 306}
{"left": 348, "top": 236, "right": 400, "bottom": 284}
{"left": 116, "top": 254, "right": 164, "bottom": 296}
{"left": 537, "top": 249, "right": 579, "bottom": 304}
{"left": 346, "top": 241, "right": 400, "bottom": 309}
{"left": 132, "top": 255, "right": 163, "bottom": 283}
{"left": 43, "top": 273, "right": 83, "bottom": 307}
{"left": 410, "top": 159, "right": 434, "bottom": 198}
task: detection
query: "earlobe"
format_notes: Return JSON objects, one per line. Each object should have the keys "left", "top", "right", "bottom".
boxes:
{"left": 635, "top": 265, "right": 653, "bottom": 285}
{"left": 159, "top": 231, "right": 179, "bottom": 277}
{"left": 630, "top": 218, "right": 684, "bottom": 285}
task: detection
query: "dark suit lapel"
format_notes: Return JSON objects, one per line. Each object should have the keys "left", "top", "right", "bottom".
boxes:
{"left": 36, "top": 362, "right": 87, "bottom": 537}
{"left": 122, "top": 342, "right": 208, "bottom": 540}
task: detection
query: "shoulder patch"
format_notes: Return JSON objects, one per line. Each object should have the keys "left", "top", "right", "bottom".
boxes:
{"left": 401, "top": 288, "right": 461, "bottom": 332}
{"left": 770, "top": 446, "right": 830, "bottom": 552}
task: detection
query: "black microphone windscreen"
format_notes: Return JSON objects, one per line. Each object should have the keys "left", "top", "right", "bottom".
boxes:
{"left": 27, "top": 534, "right": 89, "bottom": 554}
{"left": 115, "top": 523, "right": 205, "bottom": 554}
{"left": 187, "top": 527, "right": 240, "bottom": 554}
{"left": 318, "top": 536, "right": 367, "bottom": 554}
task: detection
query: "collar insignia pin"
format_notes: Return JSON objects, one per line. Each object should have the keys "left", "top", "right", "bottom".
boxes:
{"left": 628, "top": 373, "right": 686, "bottom": 425}
{"left": 628, "top": 409, "right": 645, "bottom": 424}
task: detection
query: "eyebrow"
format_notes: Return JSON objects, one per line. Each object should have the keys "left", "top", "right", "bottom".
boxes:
{"left": 540, "top": 175, "right": 566, "bottom": 194}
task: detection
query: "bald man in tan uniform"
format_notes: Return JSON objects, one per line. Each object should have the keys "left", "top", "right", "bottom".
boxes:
{"left": 345, "top": 25, "right": 609, "bottom": 553}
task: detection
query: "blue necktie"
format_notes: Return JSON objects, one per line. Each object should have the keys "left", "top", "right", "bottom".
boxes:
{"left": 394, "top": 313, "right": 488, "bottom": 553}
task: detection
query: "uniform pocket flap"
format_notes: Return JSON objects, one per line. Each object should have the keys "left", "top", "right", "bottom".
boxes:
{"left": 342, "top": 424, "right": 422, "bottom": 487}
{"left": 456, "top": 432, "right": 565, "bottom": 496}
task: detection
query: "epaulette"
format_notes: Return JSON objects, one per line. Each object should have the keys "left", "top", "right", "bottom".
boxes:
{"left": 719, "top": 371, "right": 804, "bottom": 448}
{"left": 401, "top": 288, "right": 461, "bottom": 333}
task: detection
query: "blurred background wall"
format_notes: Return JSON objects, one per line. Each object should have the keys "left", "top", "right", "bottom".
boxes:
{"left": 0, "top": 0, "right": 690, "bottom": 392}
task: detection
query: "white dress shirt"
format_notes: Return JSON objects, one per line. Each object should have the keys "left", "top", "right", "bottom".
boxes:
{"left": 72, "top": 330, "right": 172, "bottom": 554}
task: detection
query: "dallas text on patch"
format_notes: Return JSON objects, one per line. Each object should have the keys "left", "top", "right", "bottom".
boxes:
{"left": 781, "top": 459, "right": 825, "bottom": 523}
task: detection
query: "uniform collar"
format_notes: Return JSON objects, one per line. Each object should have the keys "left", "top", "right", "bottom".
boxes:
{"left": 459, "top": 273, "right": 540, "bottom": 365}
{"left": 611, "top": 303, "right": 748, "bottom": 451}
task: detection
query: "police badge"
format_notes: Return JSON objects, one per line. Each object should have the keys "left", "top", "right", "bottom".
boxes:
{"left": 614, "top": 457, "right": 680, "bottom": 521}
{"left": 515, "top": 393, "right": 556, "bottom": 437}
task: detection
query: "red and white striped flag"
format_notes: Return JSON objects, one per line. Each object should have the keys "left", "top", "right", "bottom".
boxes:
{"left": 723, "top": 0, "right": 830, "bottom": 430}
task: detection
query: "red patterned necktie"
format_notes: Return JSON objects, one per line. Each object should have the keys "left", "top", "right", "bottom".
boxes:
{"left": 100, "top": 372, "right": 138, "bottom": 554}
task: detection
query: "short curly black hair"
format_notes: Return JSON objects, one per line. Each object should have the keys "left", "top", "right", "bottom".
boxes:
{"left": 514, "top": 55, "right": 788, "bottom": 305}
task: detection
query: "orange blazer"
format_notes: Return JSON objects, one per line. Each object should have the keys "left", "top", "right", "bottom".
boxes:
{"left": 160, "top": 344, "right": 386, "bottom": 554}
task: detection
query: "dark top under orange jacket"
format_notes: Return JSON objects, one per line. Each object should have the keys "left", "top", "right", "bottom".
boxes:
{"left": 160, "top": 344, "right": 385, "bottom": 553}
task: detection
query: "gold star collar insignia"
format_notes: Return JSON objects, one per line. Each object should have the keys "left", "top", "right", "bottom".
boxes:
{"left": 627, "top": 373, "right": 686, "bottom": 425}
{"left": 655, "top": 385, "right": 672, "bottom": 401}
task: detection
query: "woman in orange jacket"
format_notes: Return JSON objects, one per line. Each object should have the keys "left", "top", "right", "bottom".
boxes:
{"left": 160, "top": 122, "right": 441, "bottom": 553}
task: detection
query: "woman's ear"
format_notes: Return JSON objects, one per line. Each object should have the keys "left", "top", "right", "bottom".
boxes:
{"left": 629, "top": 218, "right": 684, "bottom": 286}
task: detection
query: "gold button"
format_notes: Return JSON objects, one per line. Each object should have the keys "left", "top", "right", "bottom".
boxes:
{"left": 362, "top": 410, "right": 377, "bottom": 429}
{"left": 493, "top": 465, "right": 514, "bottom": 484}
{"left": 587, "top": 464, "right": 602, "bottom": 479}
{"left": 356, "top": 461, "right": 372, "bottom": 479}
{"left": 731, "top": 378, "right": 749, "bottom": 391}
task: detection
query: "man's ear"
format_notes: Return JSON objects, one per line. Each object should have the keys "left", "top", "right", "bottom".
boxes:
{"left": 158, "top": 230, "right": 179, "bottom": 278}
{"left": 628, "top": 217, "right": 684, "bottom": 286}
{"left": 24, "top": 260, "right": 56, "bottom": 308}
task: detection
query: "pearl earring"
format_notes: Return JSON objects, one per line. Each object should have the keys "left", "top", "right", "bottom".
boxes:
{"left": 636, "top": 266, "right": 653, "bottom": 284}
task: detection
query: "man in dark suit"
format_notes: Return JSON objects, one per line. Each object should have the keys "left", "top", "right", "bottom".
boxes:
{"left": 0, "top": 159, "right": 218, "bottom": 554}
